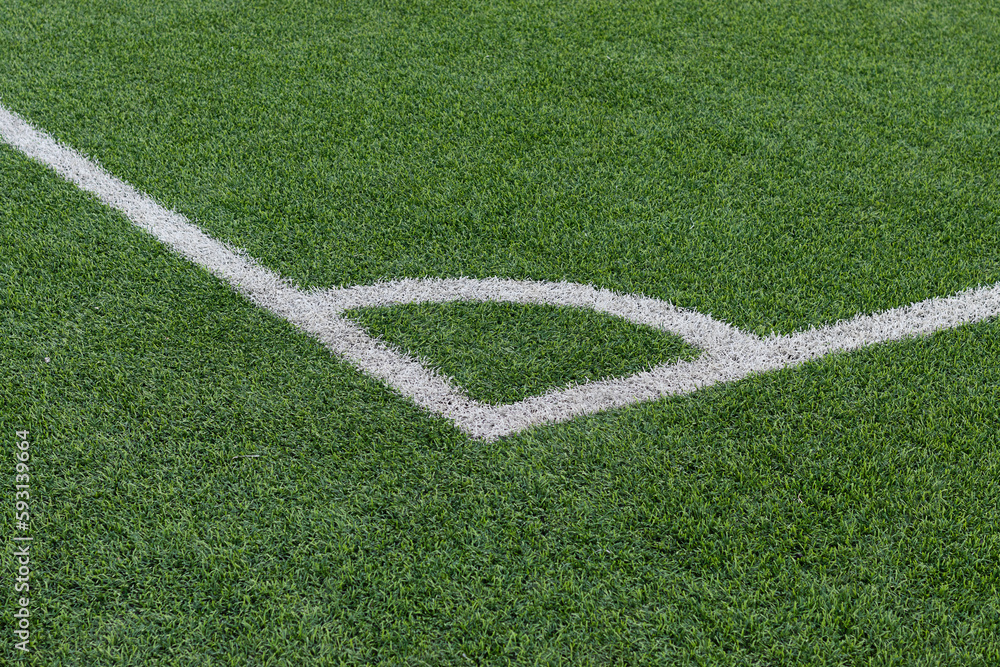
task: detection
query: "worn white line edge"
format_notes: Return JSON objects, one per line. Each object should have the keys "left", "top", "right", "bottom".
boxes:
{"left": 4, "top": 102, "right": 999, "bottom": 441}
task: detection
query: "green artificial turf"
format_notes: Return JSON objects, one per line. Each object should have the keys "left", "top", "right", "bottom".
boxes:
{"left": 346, "top": 301, "right": 700, "bottom": 404}
{"left": 3, "top": 139, "right": 1000, "bottom": 665}
{"left": 3, "top": 0, "right": 1000, "bottom": 664}
{"left": 2, "top": 0, "right": 999, "bottom": 335}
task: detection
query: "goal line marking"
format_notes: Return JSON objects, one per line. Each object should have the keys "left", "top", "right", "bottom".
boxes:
{"left": 3, "top": 102, "right": 999, "bottom": 440}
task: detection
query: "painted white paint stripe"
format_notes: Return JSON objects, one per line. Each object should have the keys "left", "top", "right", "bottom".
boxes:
{"left": 3, "top": 102, "right": 999, "bottom": 441}
{"left": 782, "top": 282, "right": 1000, "bottom": 357}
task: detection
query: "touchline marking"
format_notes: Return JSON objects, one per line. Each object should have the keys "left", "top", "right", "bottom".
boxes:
{"left": 4, "top": 102, "right": 1000, "bottom": 440}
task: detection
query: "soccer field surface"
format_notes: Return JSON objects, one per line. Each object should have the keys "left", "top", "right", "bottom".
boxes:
{"left": 2, "top": 0, "right": 1000, "bottom": 664}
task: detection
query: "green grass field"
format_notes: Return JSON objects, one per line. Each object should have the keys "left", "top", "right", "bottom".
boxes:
{"left": 2, "top": 0, "right": 999, "bottom": 664}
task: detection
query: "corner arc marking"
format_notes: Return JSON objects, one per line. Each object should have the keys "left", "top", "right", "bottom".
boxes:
{"left": 314, "top": 277, "right": 755, "bottom": 353}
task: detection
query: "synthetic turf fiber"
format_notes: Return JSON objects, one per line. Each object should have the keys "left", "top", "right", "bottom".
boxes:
{"left": 2, "top": 0, "right": 1000, "bottom": 663}
{"left": 2, "top": 0, "right": 999, "bottom": 335}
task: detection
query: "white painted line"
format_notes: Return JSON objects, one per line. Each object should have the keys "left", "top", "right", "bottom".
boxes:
{"left": 3, "top": 102, "right": 999, "bottom": 441}
{"left": 314, "top": 277, "right": 756, "bottom": 352}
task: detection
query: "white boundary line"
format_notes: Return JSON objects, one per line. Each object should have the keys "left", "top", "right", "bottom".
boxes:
{"left": 4, "top": 103, "right": 1000, "bottom": 440}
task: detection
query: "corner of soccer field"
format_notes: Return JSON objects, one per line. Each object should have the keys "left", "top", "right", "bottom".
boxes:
{"left": 2, "top": 0, "right": 1000, "bottom": 663}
